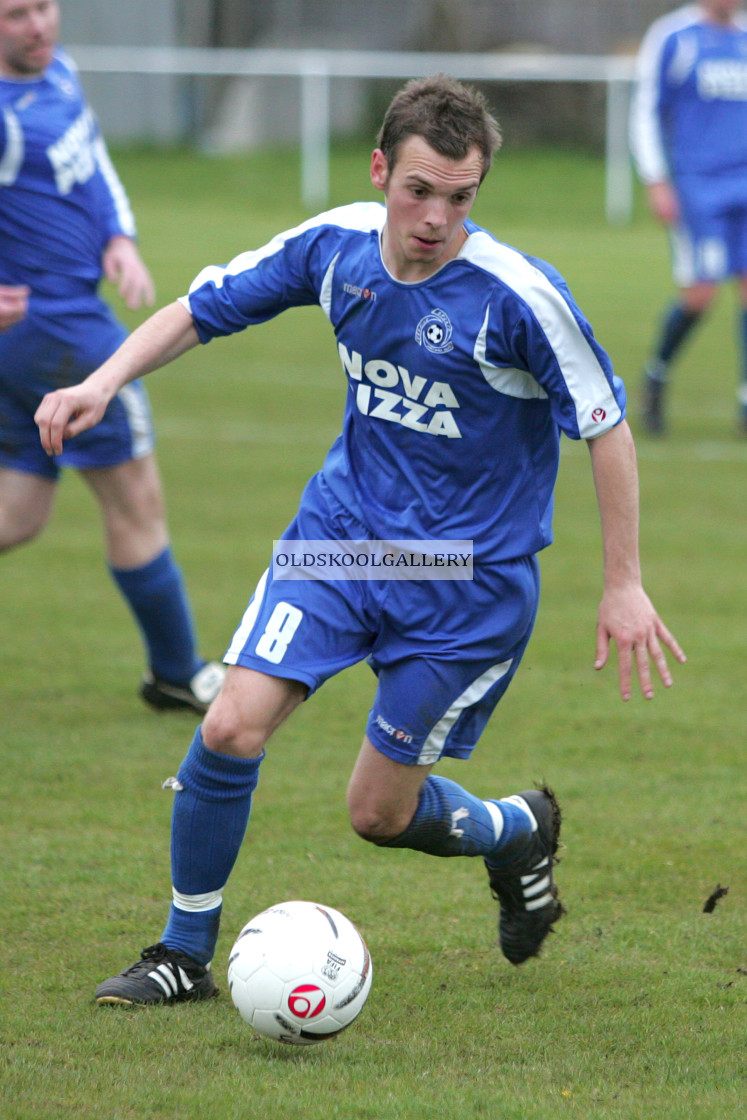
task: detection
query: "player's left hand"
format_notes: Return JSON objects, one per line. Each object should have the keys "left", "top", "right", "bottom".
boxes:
{"left": 103, "top": 236, "right": 156, "bottom": 311}
{"left": 594, "top": 583, "right": 686, "bottom": 701}
{"left": 0, "top": 283, "right": 30, "bottom": 331}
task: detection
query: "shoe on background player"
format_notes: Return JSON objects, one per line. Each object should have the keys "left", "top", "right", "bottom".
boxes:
{"left": 140, "top": 661, "right": 226, "bottom": 715}
{"left": 640, "top": 364, "right": 667, "bottom": 436}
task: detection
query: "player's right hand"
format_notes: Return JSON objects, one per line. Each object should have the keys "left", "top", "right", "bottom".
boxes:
{"left": 646, "top": 181, "right": 679, "bottom": 225}
{"left": 0, "top": 283, "right": 30, "bottom": 331}
{"left": 34, "top": 383, "right": 110, "bottom": 456}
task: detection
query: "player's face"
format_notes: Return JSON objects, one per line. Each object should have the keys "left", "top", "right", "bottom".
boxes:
{"left": 371, "top": 135, "right": 483, "bottom": 283}
{"left": 702, "top": 0, "right": 743, "bottom": 22}
{"left": 0, "top": 0, "right": 59, "bottom": 78}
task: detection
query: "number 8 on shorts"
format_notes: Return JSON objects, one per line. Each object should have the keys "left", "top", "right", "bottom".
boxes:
{"left": 254, "top": 603, "right": 304, "bottom": 664}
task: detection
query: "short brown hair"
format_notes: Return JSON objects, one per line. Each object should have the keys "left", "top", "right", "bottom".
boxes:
{"left": 376, "top": 74, "right": 502, "bottom": 182}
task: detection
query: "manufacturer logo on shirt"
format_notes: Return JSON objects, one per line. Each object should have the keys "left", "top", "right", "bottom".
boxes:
{"left": 343, "top": 281, "right": 377, "bottom": 302}
{"left": 415, "top": 308, "right": 454, "bottom": 354}
{"left": 48, "top": 67, "right": 77, "bottom": 100}
{"left": 13, "top": 91, "right": 37, "bottom": 112}
{"left": 57, "top": 79, "right": 77, "bottom": 100}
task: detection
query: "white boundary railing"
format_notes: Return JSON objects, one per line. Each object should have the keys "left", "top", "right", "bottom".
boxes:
{"left": 69, "top": 46, "right": 637, "bottom": 222}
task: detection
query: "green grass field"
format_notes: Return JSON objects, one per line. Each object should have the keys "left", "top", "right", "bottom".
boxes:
{"left": 1, "top": 144, "right": 745, "bottom": 1120}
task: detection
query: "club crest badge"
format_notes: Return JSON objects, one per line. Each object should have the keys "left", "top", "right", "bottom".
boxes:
{"left": 415, "top": 308, "right": 454, "bottom": 354}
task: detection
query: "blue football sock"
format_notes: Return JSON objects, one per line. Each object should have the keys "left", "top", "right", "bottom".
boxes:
{"left": 162, "top": 900, "right": 223, "bottom": 966}
{"left": 380, "top": 775, "right": 533, "bottom": 863}
{"left": 109, "top": 546, "right": 202, "bottom": 685}
{"left": 648, "top": 301, "right": 702, "bottom": 379}
{"left": 161, "top": 728, "right": 263, "bottom": 963}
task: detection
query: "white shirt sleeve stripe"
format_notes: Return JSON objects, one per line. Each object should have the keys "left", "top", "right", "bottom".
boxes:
{"left": 0, "top": 108, "right": 24, "bottom": 187}
{"left": 93, "top": 134, "right": 137, "bottom": 238}
{"left": 629, "top": 4, "right": 702, "bottom": 185}
{"left": 465, "top": 234, "right": 622, "bottom": 438}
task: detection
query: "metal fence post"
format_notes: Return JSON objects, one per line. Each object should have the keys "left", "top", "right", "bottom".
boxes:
{"left": 300, "top": 65, "right": 331, "bottom": 211}
{"left": 605, "top": 76, "right": 634, "bottom": 225}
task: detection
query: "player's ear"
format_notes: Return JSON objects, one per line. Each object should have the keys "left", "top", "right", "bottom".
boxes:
{"left": 370, "top": 149, "right": 389, "bottom": 192}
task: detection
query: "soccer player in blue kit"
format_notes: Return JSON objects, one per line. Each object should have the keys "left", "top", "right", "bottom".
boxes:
{"left": 630, "top": 0, "right": 747, "bottom": 434}
{"left": 0, "top": 0, "right": 225, "bottom": 713}
{"left": 36, "top": 74, "right": 686, "bottom": 1004}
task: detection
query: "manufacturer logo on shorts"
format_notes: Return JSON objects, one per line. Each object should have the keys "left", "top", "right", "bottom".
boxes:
{"left": 591, "top": 407, "right": 607, "bottom": 422}
{"left": 415, "top": 308, "right": 454, "bottom": 354}
{"left": 375, "top": 713, "right": 413, "bottom": 744}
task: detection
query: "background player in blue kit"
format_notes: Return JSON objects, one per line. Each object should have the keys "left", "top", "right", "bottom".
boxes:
{"left": 0, "top": 0, "right": 225, "bottom": 713}
{"left": 36, "top": 74, "right": 686, "bottom": 1005}
{"left": 630, "top": 0, "right": 747, "bottom": 435}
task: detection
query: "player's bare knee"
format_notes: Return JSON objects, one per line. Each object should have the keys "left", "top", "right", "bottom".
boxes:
{"left": 201, "top": 697, "right": 269, "bottom": 760}
{"left": 348, "top": 801, "right": 407, "bottom": 845}
{"left": 0, "top": 511, "right": 45, "bottom": 552}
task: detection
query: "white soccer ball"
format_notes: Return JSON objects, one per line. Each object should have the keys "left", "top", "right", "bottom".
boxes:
{"left": 227, "top": 900, "right": 373, "bottom": 1045}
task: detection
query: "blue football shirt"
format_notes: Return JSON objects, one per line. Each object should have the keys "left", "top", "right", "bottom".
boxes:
{"left": 0, "top": 49, "right": 136, "bottom": 316}
{"left": 181, "top": 203, "right": 625, "bottom": 561}
{"left": 630, "top": 4, "right": 747, "bottom": 184}
{"left": 0, "top": 49, "right": 154, "bottom": 473}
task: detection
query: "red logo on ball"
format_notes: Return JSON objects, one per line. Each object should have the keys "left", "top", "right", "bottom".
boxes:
{"left": 288, "top": 984, "right": 326, "bottom": 1018}
{"left": 591, "top": 407, "right": 607, "bottom": 422}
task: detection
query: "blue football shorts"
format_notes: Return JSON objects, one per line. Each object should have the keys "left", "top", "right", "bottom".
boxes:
{"left": 225, "top": 473, "right": 540, "bottom": 766}
{"left": 670, "top": 172, "right": 747, "bottom": 286}
{"left": 0, "top": 304, "right": 154, "bottom": 480}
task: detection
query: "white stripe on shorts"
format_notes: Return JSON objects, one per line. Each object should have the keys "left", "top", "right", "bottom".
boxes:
{"left": 224, "top": 568, "right": 269, "bottom": 664}
{"left": 417, "top": 659, "right": 513, "bottom": 766}
{"left": 118, "top": 383, "right": 154, "bottom": 459}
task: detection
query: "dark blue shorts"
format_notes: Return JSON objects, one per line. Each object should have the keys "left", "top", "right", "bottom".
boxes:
{"left": 0, "top": 305, "right": 154, "bottom": 479}
{"left": 225, "top": 474, "right": 540, "bottom": 766}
